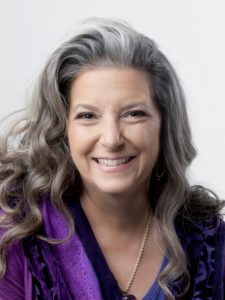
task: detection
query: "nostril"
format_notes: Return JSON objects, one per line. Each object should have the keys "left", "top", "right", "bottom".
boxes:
{"left": 100, "top": 134, "right": 124, "bottom": 149}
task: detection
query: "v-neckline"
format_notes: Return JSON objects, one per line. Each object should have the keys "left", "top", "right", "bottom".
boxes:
{"left": 67, "top": 197, "right": 167, "bottom": 300}
{"left": 67, "top": 197, "right": 121, "bottom": 299}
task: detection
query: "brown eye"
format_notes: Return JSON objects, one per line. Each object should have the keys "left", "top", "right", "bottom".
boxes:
{"left": 76, "top": 112, "right": 96, "bottom": 119}
{"left": 124, "top": 110, "right": 147, "bottom": 117}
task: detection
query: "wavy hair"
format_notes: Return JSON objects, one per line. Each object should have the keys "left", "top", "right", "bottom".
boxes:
{"left": 0, "top": 18, "right": 224, "bottom": 299}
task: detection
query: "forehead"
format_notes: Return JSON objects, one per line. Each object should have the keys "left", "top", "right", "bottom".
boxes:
{"left": 69, "top": 67, "right": 154, "bottom": 108}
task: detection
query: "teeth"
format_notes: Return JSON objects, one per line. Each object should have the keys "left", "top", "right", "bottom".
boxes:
{"left": 97, "top": 157, "right": 131, "bottom": 166}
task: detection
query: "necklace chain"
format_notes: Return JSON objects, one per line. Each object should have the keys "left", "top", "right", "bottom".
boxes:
{"left": 118, "top": 212, "right": 151, "bottom": 296}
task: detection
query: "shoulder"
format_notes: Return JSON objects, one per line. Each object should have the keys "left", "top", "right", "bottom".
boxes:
{"left": 177, "top": 214, "right": 225, "bottom": 284}
{"left": 176, "top": 185, "right": 225, "bottom": 249}
{"left": 174, "top": 214, "right": 225, "bottom": 297}
{"left": 175, "top": 212, "right": 225, "bottom": 266}
{"left": 175, "top": 213, "right": 225, "bottom": 250}
{"left": 0, "top": 212, "right": 33, "bottom": 299}
{"left": 0, "top": 237, "right": 33, "bottom": 299}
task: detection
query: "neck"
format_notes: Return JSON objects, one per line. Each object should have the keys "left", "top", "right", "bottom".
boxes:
{"left": 80, "top": 188, "right": 150, "bottom": 235}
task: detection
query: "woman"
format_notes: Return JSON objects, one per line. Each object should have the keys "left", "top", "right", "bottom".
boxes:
{"left": 0, "top": 18, "right": 224, "bottom": 300}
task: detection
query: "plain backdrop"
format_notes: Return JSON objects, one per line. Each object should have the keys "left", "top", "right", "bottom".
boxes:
{"left": 0, "top": 0, "right": 225, "bottom": 199}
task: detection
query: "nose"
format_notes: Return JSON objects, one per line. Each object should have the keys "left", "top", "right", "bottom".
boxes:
{"left": 99, "top": 117, "right": 124, "bottom": 150}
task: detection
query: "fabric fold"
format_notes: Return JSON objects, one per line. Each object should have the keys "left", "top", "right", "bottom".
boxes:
{"left": 22, "top": 194, "right": 225, "bottom": 300}
{"left": 23, "top": 195, "right": 103, "bottom": 300}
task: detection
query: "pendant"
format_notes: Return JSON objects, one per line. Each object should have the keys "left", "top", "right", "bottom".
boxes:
{"left": 121, "top": 294, "right": 136, "bottom": 300}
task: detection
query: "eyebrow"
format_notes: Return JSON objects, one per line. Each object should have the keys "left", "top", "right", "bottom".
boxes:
{"left": 71, "top": 101, "right": 150, "bottom": 113}
{"left": 72, "top": 104, "right": 99, "bottom": 112}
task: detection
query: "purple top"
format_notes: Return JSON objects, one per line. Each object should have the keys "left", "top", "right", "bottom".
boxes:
{"left": 0, "top": 199, "right": 103, "bottom": 300}
{"left": 142, "top": 255, "right": 168, "bottom": 300}
{"left": 0, "top": 195, "right": 225, "bottom": 299}
{"left": 0, "top": 236, "right": 168, "bottom": 300}
{"left": 0, "top": 237, "right": 33, "bottom": 300}
{"left": 0, "top": 197, "right": 168, "bottom": 300}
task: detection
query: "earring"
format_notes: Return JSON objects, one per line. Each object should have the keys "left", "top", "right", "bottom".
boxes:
{"left": 155, "top": 164, "right": 165, "bottom": 181}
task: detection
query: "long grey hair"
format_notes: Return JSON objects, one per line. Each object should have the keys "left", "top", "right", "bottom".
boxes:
{"left": 0, "top": 18, "right": 223, "bottom": 299}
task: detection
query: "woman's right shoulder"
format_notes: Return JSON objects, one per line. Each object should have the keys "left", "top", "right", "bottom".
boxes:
{"left": 0, "top": 211, "right": 34, "bottom": 300}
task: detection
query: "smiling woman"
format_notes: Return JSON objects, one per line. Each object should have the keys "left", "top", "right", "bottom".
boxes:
{"left": 67, "top": 68, "right": 161, "bottom": 196}
{"left": 0, "top": 18, "right": 224, "bottom": 300}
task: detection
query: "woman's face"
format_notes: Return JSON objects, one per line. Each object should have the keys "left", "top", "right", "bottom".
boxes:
{"left": 67, "top": 68, "right": 161, "bottom": 196}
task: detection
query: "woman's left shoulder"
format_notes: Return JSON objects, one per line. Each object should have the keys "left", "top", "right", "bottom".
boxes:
{"left": 175, "top": 213, "right": 225, "bottom": 266}
{"left": 175, "top": 212, "right": 225, "bottom": 239}
{"left": 175, "top": 214, "right": 225, "bottom": 298}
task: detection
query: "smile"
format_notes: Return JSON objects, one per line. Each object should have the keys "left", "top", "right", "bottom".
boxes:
{"left": 94, "top": 157, "right": 135, "bottom": 167}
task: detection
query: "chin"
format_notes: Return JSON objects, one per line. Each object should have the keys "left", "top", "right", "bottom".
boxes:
{"left": 93, "top": 181, "right": 136, "bottom": 196}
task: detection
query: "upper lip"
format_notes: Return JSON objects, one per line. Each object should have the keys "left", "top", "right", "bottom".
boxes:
{"left": 93, "top": 156, "right": 136, "bottom": 160}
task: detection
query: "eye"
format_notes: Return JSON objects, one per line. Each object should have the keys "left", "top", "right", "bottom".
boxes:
{"left": 76, "top": 112, "right": 96, "bottom": 119}
{"left": 124, "top": 110, "right": 147, "bottom": 118}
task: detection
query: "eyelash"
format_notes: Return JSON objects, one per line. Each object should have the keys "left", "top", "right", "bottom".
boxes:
{"left": 76, "top": 112, "right": 96, "bottom": 119}
{"left": 75, "top": 110, "right": 147, "bottom": 120}
{"left": 123, "top": 110, "right": 147, "bottom": 118}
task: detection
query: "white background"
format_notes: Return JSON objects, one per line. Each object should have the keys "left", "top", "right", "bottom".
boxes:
{"left": 0, "top": 0, "right": 224, "bottom": 199}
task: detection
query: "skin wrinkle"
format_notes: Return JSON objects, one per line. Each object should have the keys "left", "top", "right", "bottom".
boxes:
{"left": 67, "top": 67, "right": 161, "bottom": 201}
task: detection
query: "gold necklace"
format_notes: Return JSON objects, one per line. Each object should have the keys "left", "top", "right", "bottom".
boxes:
{"left": 118, "top": 213, "right": 151, "bottom": 300}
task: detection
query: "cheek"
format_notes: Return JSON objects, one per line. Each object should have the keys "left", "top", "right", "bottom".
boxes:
{"left": 126, "top": 123, "right": 160, "bottom": 151}
{"left": 67, "top": 128, "right": 82, "bottom": 161}
{"left": 142, "top": 126, "right": 161, "bottom": 166}
{"left": 143, "top": 127, "right": 160, "bottom": 147}
{"left": 67, "top": 126, "right": 96, "bottom": 161}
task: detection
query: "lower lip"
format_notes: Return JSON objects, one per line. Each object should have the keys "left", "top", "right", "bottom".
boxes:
{"left": 93, "top": 157, "right": 136, "bottom": 173}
